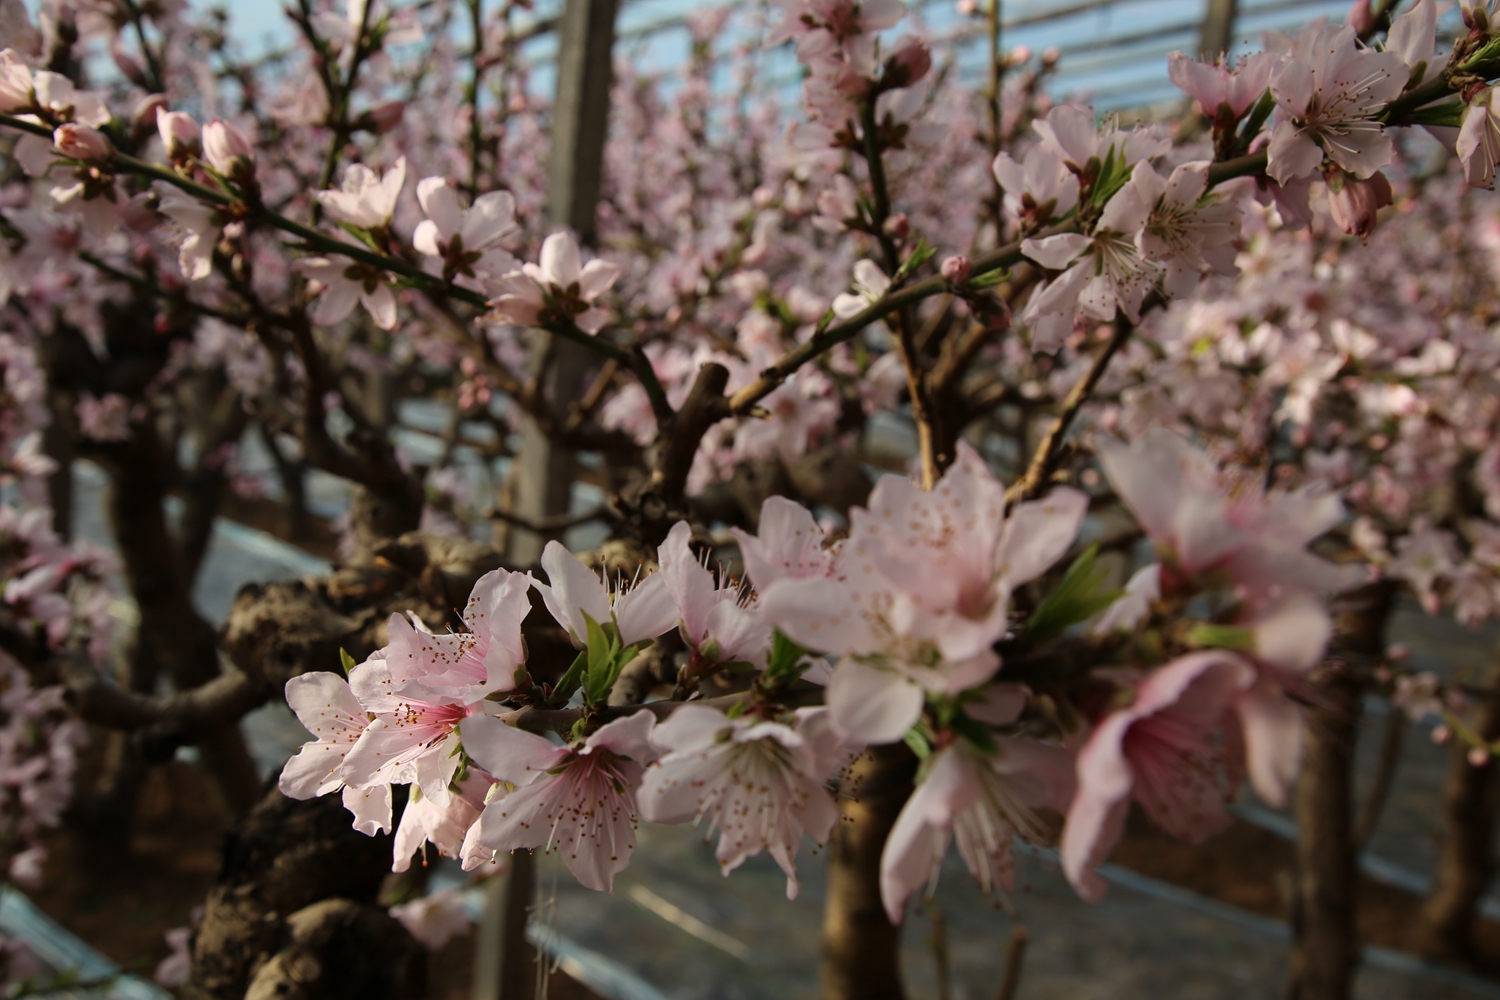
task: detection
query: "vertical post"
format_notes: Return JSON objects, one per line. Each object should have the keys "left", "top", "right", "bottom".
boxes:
{"left": 476, "top": 2, "right": 619, "bottom": 996}
{"left": 1198, "top": 0, "right": 1238, "bottom": 58}
{"left": 505, "top": 0, "right": 620, "bottom": 566}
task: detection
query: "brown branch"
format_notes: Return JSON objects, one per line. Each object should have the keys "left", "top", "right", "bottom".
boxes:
{"left": 487, "top": 505, "right": 612, "bottom": 534}
{"left": 1006, "top": 315, "right": 1134, "bottom": 503}
{"left": 56, "top": 649, "right": 267, "bottom": 734}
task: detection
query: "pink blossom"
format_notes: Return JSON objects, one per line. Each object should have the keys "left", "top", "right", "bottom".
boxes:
{"left": 882, "top": 735, "right": 1074, "bottom": 921}
{"left": 761, "top": 444, "right": 1087, "bottom": 742}
{"left": 156, "top": 189, "right": 221, "bottom": 281}
{"left": 830, "top": 259, "right": 891, "bottom": 318}
{"left": 413, "top": 177, "right": 519, "bottom": 287}
{"left": 75, "top": 393, "right": 132, "bottom": 441}
{"left": 52, "top": 124, "right": 109, "bottom": 160}
{"left": 1167, "top": 51, "right": 1273, "bottom": 118}
{"left": 1061, "top": 651, "right": 1256, "bottom": 900}
{"left": 389, "top": 887, "right": 473, "bottom": 950}
{"left": 296, "top": 255, "right": 399, "bottom": 330}
{"left": 391, "top": 773, "right": 489, "bottom": 872}
{"left": 30, "top": 71, "right": 110, "bottom": 126}
{"left": 1326, "top": 168, "right": 1393, "bottom": 242}
{"left": 729, "top": 496, "right": 836, "bottom": 592}
{"left": 202, "top": 119, "right": 255, "bottom": 180}
{"left": 991, "top": 145, "right": 1080, "bottom": 230}
{"left": 1021, "top": 177, "right": 1161, "bottom": 351}
{"left": 658, "top": 521, "right": 770, "bottom": 667}
{"left": 317, "top": 157, "right": 407, "bottom": 230}
{"left": 1132, "top": 160, "right": 1242, "bottom": 297}
{"left": 1458, "top": 88, "right": 1500, "bottom": 190}
{"left": 157, "top": 110, "right": 200, "bottom": 162}
{"left": 279, "top": 670, "right": 370, "bottom": 799}
{"left": 1266, "top": 23, "right": 1405, "bottom": 184}
{"left": 340, "top": 656, "right": 476, "bottom": 798}
{"left": 0, "top": 49, "right": 31, "bottom": 112}
{"left": 488, "top": 232, "right": 620, "bottom": 334}
{"left": 382, "top": 567, "right": 532, "bottom": 703}
{"left": 461, "top": 711, "right": 659, "bottom": 891}
{"left": 534, "top": 539, "right": 678, "bottom": 647}
{"left": 640, "top": 705, "right": 847, "bottom": 898}
{"left": 1095, "top": 428, "right": 1356, "bottom": 601}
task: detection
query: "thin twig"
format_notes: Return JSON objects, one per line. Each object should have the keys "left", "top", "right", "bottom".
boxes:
{"left": 995, "top": 926, "right": 1029, "bottom": 1000}
{"left": 1007, "top": 315, "right": 1134, "bottom": 503}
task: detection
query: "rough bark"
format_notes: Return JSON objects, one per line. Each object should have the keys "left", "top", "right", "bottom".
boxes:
{"left": 185, "top": 784, "right": 422, "bottom": 1000}
{"left": 821, "top": 744, "right": 914, "bottom": 1000}
{"left": 1412, "top": 646, "right": 1500, "bottom": 961}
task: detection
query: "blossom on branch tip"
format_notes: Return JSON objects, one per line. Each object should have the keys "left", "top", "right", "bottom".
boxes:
{"left": 202, "top": 119, "right": 256, "bottom": 181}
{"left": 413, "top": 177, "right": 519, "bottom": 287}
{"left": 487, "top": 232, "right": 620, "bottom": 334}
{"left": 534, "top": 539, "right": 677, "bottom": 648}
{"left": 761, "top": 443, "right": 1087, "bottom": 743}
{"left": 383, "top": 566, "right": 532, "bottom": 704}
{"left": 156, "top": 110, "right": 201, "bottom": 163}
{"left": 1061, "top": 651, "right": 1255, "bottom": 900}
{"left": 640, "top": 705, "right": 847, "bottom": 898}
{"left": 461, "top": 711, "right": 658, "bottom": 891}
{"left": 1265, "top": 22, "right": 1405, "bottom": 184}
{"left": 882, "top": 735, "right": 1074, "bottom": 922}
{"left": 318, "top": 157, "right": 407, "bottom": 230}
{"left": 296, "top": 254, "right": 399, "bottom": 330}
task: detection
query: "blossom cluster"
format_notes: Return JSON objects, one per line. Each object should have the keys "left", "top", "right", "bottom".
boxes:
{"left": 280, "top": 430, "right": 1353, "bottom": 917}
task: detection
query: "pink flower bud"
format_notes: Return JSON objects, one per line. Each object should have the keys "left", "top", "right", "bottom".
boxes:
{"left": 366, "top": 99, "right": 406, "bottom": 133}
{"left": 954, "top": 0, "right": 976, "bottom": 14}
{"left": 53, "top": 123, "right": 110, "bottom": 160}
{"left": 1346, "top": 0, "right": 1374, "bottom": 34}
{"left": 158, "top": 110, "right": 201, "bottom": 162}
{"left": 110, "top": 40, "right": 147, "bottom": 88}
{"left": 1008, "top": 45, "right": 1032, "bottom": 66}
{"left": 885, "top": 36, "right": 932, "bottom": 87}
{"left": 941, "top": 255, "right": 972, "bottom": 283}
{"left": 203, "top": 119, "right": 255, "bottom": 180}
{"left": 883, "top": 212, "right": 910, "bottom": 240}
{"left": 1471, "top": 746, "right": 1492, "bottom": 767}
{"left": 1433, "top": 724, "right": 1452, "bottom": 744}
{"left": 1326, "top": 168, "right": 1392, "bottom": 243}
{"left": 1042, "top": 46, "right": 1061, "bottom": 66}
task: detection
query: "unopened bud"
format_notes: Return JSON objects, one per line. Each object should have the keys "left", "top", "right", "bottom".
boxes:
{"left": 885, "top": 36, "right": 932, "bottom": 88}
{"left": 883, "top": 212, "right": 910, "bottom": 240}
{"left": 1346, "top": 0, "right": 1374, "bottom": 34}
{"left": 940, "top": 255, "right": 972, "bottom": 283}
{"left": 954, "top": 0, "right": 976, "bottom": 15}
{"left": 1042, "top": 46, "right": 1061, "bottom": 66}
{"left": 1471, "top": 746, "right": 1493, "bottom": 767}
{"left": 158, "top": 110, "right": 201, "bottom": 163}
{"left": 1433, "top": 724, "right": 1453, "bottom": 744}
{"left": 203, "top": 119, "right": 256, "bottom": 181}
{"left": 1326, "top": 168, "right": 1393, "bottom": 243}
{"left": 1007, "top": 45, "right": 1032, "bottom": 67}
{"left": 110, "top": 40, "right": 147, "bottom": 89}
{"left": 53, "top": 123, "right": 110, "bottom": 160}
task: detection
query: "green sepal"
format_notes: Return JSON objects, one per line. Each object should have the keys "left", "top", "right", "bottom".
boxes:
{"left": 1185, "top": 622, "right": 1256, "bottom": 652}
{"left": 893, "top": 237, "right": 936, "bottom": 282}
{"left": 338, "top": 647, "right": 358, "bottom": 677}
{"left": 966, "top": 268, "right": 1010, "bottom": 290}
{"left": 1020, "top": 544, "right": 1123, "bottom": 647}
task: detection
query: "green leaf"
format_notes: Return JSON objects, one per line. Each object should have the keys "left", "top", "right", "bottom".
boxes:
{"left": 903, "top": 727, "right": 932, "bottom": 760}
{"left": 551, "top": 649, "right": 588, "bottom": 707}
{"left": 1238, "top": 88, "right": 1276, "bottom": 151}
{"left": 893, "top": 237, "right": 936, "bottom": 282}
{"left": 1020, "top": 544, "right": 1123, "bottom": 647}
{"left": 764, "top": 628, "right": 809, "bottom": 685}
{"left": 1399, "top": 98, "right": 1464, "bottom": 128}
{"left": 338, "top": 647, "right": 357, "bottom": 677}
{"left": 1185, "top": 622, "right": 1255, "bottom": 652}
{"left": 966, "top": 268, "right": 1010, "bottom": 290}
